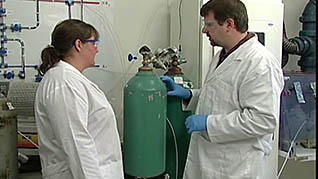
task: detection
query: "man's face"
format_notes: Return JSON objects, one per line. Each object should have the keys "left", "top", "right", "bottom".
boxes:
{"left": 202, "top": 11, "right": 225, "bottom": 47}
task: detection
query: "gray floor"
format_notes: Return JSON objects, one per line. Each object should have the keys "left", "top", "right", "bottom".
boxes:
{"left": 18, "top": 172, "right": 42, "bottom": 179}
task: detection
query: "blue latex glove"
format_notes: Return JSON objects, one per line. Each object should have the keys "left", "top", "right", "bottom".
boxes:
{"left": 185, "top": 114, "right": 208, "bottom": 133}
{"left": 160, "top": 76, "right": 191, "bottom": 99}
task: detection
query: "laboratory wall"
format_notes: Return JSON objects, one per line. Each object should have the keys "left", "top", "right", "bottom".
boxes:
{"left": 89, "top": 0, "right": 172, "bottom": 139}
{"left": 3, "top": 0, "right": 172, "bottom": 140}
{"left": 279, "top": 0, "right": 316, "bottom": 179}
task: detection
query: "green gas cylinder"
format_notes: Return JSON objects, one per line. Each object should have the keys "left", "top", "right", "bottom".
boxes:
{"left": 123, "top": 65, "right": 167, "bottom": 178}
{"left": 165, "top": 66, "right": 193, "bottom": 179}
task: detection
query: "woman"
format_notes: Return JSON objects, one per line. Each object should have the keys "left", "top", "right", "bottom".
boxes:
{"left": 35, "top": 19, "right": 124, "bottom": 179}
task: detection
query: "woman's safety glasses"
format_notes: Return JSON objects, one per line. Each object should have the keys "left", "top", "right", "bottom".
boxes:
{"left": 84, "top": 39, "right": 100, "bottom": 48}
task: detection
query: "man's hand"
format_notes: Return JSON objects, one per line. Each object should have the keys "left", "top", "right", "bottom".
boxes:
{"left": 160, "top": 76, "right": 191, "bottom": 100}
{"left": 185, "top": 114, "right": 208, "bottom": 133}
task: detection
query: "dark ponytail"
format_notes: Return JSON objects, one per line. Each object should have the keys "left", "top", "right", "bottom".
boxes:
{"left": 39, "top": 45, "right": 61, "bottom": 75}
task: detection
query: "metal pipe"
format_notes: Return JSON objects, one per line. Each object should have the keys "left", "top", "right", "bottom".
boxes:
{"left": 21, "top": 0, "right": 40, "bottom": 30}
{"left": 81, "top": 0, "right": 83, "bottom": 21}
{"left": 6, "top": 38, "right": 26, "bottom": 77}
{"left": 0, "top": 1, "right": 6, "bottom": 68}
{"left": 283, "top": 0, "right": 316, "bottom": 72}
{"left": 282, "top": 31, "right": 299, "bottom": 54}
{"left": 7, "top": 64, "right": 38, "bottom": 68}
{"left": 68, "top": 2, "right": 72, "bottom": 19}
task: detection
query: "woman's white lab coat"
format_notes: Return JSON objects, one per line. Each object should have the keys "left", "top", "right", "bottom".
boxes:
{"left": 35, "top": 61, "right": 124, "bottom": 179}
{"left": 183, "top": 36, "right": 284, "bottom": 179}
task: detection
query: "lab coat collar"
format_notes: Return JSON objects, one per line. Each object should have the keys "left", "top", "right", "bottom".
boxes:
{"left": 57, "top": 60, "right": 83, "bottom": 75}
{"left": 57, "top": 60, "right": 100, "bottom": 90}
{"left": 205, "top": 36, "right": 258, "bottom": 84}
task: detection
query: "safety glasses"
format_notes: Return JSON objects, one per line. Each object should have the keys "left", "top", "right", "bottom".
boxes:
{"left": 202, "top": 20, "right": 217, "bottom": 29}
{"left": 83, "top": 39, "right": 100, "bottom": 48}
{"left": 72, "top": 39, "right": 100, "bottom": 48}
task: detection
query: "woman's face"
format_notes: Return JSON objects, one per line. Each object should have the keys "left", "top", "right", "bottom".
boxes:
{"left": 82, "top": 36, "right": 99, "bottom": 67}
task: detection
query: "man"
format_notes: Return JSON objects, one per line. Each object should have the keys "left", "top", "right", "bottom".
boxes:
{"left": 160, "top": 0, "right": 284, "bottom": 178}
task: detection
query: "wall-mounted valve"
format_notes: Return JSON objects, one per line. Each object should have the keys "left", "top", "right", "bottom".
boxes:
{"left": 0, "top": 23, "right": 7, "bottom": 33}
{"left": 10, "top": 24, "right": 22, "bottom": 32}
{"left": 34, "top": 65, "right": 42, "bottom": 82}
{"left": 0, "top": 7, "right": 6, "bottom": 17}
{"left": 127, "top": 53, "right": 138, "bottom": 62}
{"left": 0, "top": 48, "right": 7, "bottom": 56}
{"left": 35, "top": 74, "right": 42, "bottom": 82}
{"left": 3, "top": 70, "right": 14, "bottom": 80}
{"left": 65, "top": 0, "right": 75, "bottom": 6}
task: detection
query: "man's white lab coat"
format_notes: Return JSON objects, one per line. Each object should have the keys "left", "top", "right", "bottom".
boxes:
{"left": 183, "top": 36, "right": 284, "bottom": 179}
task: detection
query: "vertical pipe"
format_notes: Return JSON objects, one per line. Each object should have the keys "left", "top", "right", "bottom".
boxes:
{"left": 68, "top": 4, "right": 72, "bottom": 19}
{"left": 21, "top": 0, "right": 40, "bottom": 30}
{"left": 6, "top": 38, "right": 26, "bottom": 78}
{"left": 81, "top": 0, "right": 84, "bottom": 21}
{"left": 0, "top": 1, "right": 6, "bottom": 68}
